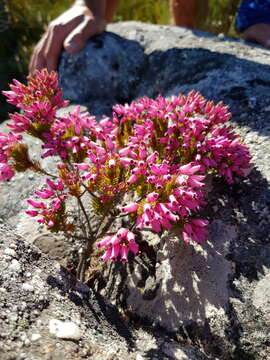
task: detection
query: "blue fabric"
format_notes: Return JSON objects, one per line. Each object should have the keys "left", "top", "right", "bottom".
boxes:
{"left": 235, "top": 0, "right": 270, "bottom": 32}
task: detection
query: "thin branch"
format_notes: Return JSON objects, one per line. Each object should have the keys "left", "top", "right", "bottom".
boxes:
{"left": 82, "top": 183, "right": 98, "bottom": 198}
{"left": 94, "top": 204, "right": 117, "bottom": 238}
{"left": 77, "top": 196, "right": 93, "bottom": 239}
{"left": 31, "top": 164, "right": 57, "bottom": 179}
{"left": 98, "top": 214, "right": 116, "bottom": 239}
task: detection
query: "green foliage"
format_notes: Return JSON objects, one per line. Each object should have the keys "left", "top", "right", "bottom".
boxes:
{"left": 201, "top": 0, "right": 241, "bottom": 36}
{"left": 115, "top": 0, "right": 170, "bottom": 24}
{"left": 5, "top": 0, "right": 73, "bottom": 67}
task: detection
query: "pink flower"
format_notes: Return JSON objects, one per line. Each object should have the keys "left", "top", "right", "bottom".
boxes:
{"left": 25, "top": 210, "right": 39, "bottom": 217}
{"left": 97, "top": 229, "right": 139, "bottom": 262}
{"left": 146, "top": 192, "right": 159, "bottom": 202}
{"left": 127, "top": 174, "right": 138, "bottom": 185}
{"left": 0, "top": 164, "right": 14, "bottom": 181}
{"left": 187, "top": 175, "right": 205, "bottom": 188}
{"left": 27, "top": 199, "right": 46, "bottom": 209}
{"left": 74, "top": 163, "right": 90, "bottom": 171}
{"left": 108, "top": 159, "right": 116, "bottom": 168}
{"left": 181, "top": 219, "right": 209, "bottom": 244}
{"left": 146, "top": 151, "right": 159, "bottom": 164}
{"left": 35, "top": 189, "right": 55, "bottom": 199}
{"left": 179, "top": 163, "right": 201, "bottom": 175}
{"left": 122, "top": 203, "right": 139, "bottom": 213}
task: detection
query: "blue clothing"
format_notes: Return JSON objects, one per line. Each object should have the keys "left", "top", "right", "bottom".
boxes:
{"left": 235, "top": 0, "right": 270, "bottom": 32}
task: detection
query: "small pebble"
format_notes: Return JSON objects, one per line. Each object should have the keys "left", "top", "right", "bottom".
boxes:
{"left": 20, "top": 302, "right": 27, "bottom": 311}
{"left": 0, "top": 287, "right": 7, "bottom": 293}
{"left": 218, "top": 33, "right": 225, "bottom": 40}
{"left": 4, "top": 248, "right": 17, "bottom": 257}
{"left": 31, "top": 333, "right": 41, "bottom": 342}
{"left": 22, "top": 283, "right": 34, "bottom": 292}
{"left": 24, "top": 338, "right": 30, "bottom": 346}
{"left": 9, "top": 259, "right": 21, "bottom": 272}
{"left": 49, "top": 319, "right": 81, "bottom": 340}
{"left": 136, "top": 355, "right": 144, "bottom": 360}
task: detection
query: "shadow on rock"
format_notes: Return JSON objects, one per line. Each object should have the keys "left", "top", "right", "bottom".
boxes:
{"left": 93, "top": 166, "right": 270, "bottom": 359}
{"left": 47, "top": 267, "right": 135, "bottom": 349}
{"left": 135, "top": 47, "right": 270, "bottom": 139}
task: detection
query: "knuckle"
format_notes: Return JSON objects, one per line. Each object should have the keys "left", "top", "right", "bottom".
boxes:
{"left": 49, "top": 22, "right": 62, "bottom": 33}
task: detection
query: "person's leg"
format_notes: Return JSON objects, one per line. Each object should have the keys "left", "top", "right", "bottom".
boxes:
{"left": 170, "top": 0, "right": 197, "bottom": 27}
{"left": 243, "top": 23, "right": 270, "bottom": 48}
{"left": 105, "top": 0, "right": 118, "bottom": 22}
{"left": 170, "top": 0, "right": 209, "bottom": 29}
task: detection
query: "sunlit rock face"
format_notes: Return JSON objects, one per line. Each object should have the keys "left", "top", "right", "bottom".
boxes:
{"left": 1, "top": 21, "right": 270, "bottom": 359}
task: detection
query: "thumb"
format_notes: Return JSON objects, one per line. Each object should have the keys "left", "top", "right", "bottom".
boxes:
{"left": 64, "top": 17, "right": 103, "bottom": 54}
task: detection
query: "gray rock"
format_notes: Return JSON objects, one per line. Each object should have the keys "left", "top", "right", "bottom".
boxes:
{"left": 58, "top": 22, "right": 270, "bottom": 359}
{"left": 0, "top": 223, "right": 204, "bottom": 359}
{"left": 49, "top": 319, "right": 81, "bottom": 340}
{"left": 59, "top": 31, "right": 145, "bottom": 117}
{"left": 8, "top": 259, "right": 21, "bottom": 272}
{"left": 1, "top": 21, "right": 270, "bottom": 359}
{"left": 21, "top": 283, "right": 34, "bottom": 292}
{"left": 4, "top": 248, "right": 17, "bottom": 257}
{"left": 0, "top": 225, "right": 200, "bottom": 360}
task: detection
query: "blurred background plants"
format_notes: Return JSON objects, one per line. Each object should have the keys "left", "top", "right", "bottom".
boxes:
{"left": 1, "top": 0, "right": 240, "bottom": 120}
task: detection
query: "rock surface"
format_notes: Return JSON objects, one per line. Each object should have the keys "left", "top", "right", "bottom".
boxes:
{"left": 0, "top": 222, "right": 205, "bottom": 360}
{"left": 1, "top": 21, "right": 270, "bottom": 359}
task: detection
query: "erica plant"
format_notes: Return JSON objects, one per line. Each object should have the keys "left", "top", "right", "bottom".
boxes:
{"left": 1, "top": 70, "right": 251, "bottom": 281}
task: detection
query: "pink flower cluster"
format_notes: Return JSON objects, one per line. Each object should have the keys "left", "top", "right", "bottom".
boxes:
{"left": 97, "top": 228, "right": 139, "bottom": 262}
{"left": 3, "top": 69, "right": 68, "bottom": 134}
{"left": 2, "top": 71, "right": 252, "bottom": 264}
{"left": 0, "top": 132, "right": 22, "bottom": 180}
{"left": 26, "top": 178, "right": 67, "bottom": 229}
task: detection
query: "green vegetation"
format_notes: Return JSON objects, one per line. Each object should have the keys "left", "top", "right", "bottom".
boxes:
{"left": 116, "top": 0, "right": 170, "bottom": 24}
{"left": 0, "top": 0, "right": 240, "bottom": 120}
{"left": 201, "top": 0, "right": 240, "bottom": 35}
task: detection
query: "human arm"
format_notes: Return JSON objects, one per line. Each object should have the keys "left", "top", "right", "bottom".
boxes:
{"left": 29, "top": 0, "right": 118, "bottom": 74}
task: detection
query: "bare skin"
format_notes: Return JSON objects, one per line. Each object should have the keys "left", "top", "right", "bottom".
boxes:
{"left": 29, "top": 0, "right": 118, "bottom": 74}
{"left": 170, "top": 0, "right": 197, "bottom": 28}
{"left": 30, "top": 0, "right": 205, "bottom": 74}
{"left": 29, "top": 0, "right": 270, "bottom": 74}
{"left": 243, "top": 23, "right": 270, "bottom": 48}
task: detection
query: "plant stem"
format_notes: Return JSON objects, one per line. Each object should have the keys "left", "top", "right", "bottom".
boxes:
{"left": 31, "top": 163, "right": 57, "bottom": 178}
{"left": 82, "top": 183, "right": 98, "bottom": 198}
{"left": 77, "top": 196, "right": 93, "bottom": 239}
{"left": 76, "top": 240, "right": 93, "bottom": 282}
{"left": 98, "top": 214, "right": 116, "bottom": 238}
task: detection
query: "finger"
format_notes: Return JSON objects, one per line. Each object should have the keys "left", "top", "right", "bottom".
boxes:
{"left": 29, "top": 37, "right": 48, "bottom": 75}
{"left": 43, "top": 25, "right": 66, "bottom": 72}
{"left": 64, "top": 17, "right": 104, "bottom": 54}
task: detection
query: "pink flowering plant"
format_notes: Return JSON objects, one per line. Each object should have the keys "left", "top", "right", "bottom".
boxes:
{"left": 1, "top": 70, "right": 251, "bottom": 281}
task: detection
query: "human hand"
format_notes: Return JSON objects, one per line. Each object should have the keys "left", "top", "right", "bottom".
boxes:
{"left": 243, "top": 23, "right": 270, "bottom": 48}
{"left": 29, "top": 4, "right": 106, "bottom": 74}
